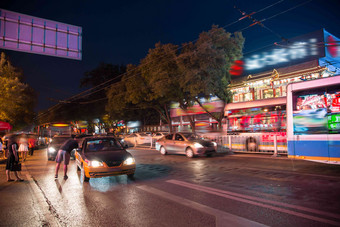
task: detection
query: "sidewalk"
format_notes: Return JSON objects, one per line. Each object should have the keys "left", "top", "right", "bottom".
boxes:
{"left": 0, "top": 152, "right": 59, "bottom": 226}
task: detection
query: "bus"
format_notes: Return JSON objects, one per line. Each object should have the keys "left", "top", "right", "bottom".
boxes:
{"left": 286, "top": 76, "right": 340, "bottom": 163}
{"left": 35, "top": 123, "right": 72, "bottom": 146}
{"left": 223, "top": 97, "right": 287, "bottom": 153}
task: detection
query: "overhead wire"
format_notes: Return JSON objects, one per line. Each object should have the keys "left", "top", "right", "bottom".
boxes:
{"left": 38, "top": 0, "right": 313, "bottom": 118}
{"left": 43, "top": 0, "right": 288, "bottom": 106}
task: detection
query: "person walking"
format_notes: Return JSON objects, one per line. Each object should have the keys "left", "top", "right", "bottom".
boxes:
{"left": 18, "top": 134, "right": 29, "bottom": 161}
{"left": 6, "top": 136, "right": 24, "bottom": 182}
{"left": 55, "top": 137, "right": 78, "bottom": 180}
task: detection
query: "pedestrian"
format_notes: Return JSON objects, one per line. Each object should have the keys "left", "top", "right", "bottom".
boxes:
{"left": 0, "top": 136, "right": 3, "bottom": 153}
{"left": 18, "top": 134, "right": 29, "bottom": 161}
{"left": 28, "top": 136, "right": 35, "bottom": 156}
{"left": 55, "top": 137, "right": 78, "bottom": 180}
{"left": 5, "top": 136, "right": 24, "bottom": 182}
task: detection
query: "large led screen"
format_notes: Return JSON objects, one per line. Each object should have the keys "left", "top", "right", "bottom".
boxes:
{"left": 293, "top": 83, "right": 340, "bottom": 134}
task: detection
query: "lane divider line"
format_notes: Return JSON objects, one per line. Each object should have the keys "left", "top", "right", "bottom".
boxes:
{"left": 137, "top": 185, "right": 268, "bottom": 227}
{"left": 167, "top": 180, "right": 340, "bottom": 226}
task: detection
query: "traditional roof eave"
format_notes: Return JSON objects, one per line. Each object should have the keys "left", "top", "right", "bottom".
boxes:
{"left": 230, "top": 60, "right": 326, "bottom": 88}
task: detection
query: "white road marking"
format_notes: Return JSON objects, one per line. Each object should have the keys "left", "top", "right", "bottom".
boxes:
{"left": 167, "top": 180, "right": 340, "bottom": 226}
{"left": 137, "top": 185, "right": 268, "bottom": 227}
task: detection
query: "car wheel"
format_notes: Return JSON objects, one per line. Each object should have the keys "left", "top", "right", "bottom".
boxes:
{"left": 127, "top": 173, "right": 135, "bottom": 179}
{"left": 186, "top": 148, "right": 194, "bottom": 158}
{"left": 77, "top": 165, "right": 81, "bottom": 171}
{"left": 81, "top": 166, "right": 89, "bottom": 182}
{"left": 160, "top": 146, "right": 167, "bottom": 155}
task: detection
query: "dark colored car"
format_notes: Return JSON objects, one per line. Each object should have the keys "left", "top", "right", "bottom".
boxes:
{"left": 47, "top": 135, "right": 72, "bottom": 161}
{"left": 155, "top": 132, "right": 217, "bottom": 158}
{"left": 75, "top": 136, "right": 136, "bottom": 182}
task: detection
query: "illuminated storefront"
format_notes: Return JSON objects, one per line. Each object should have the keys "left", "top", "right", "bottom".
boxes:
{"left": 226, "top": 29, "right": 339, "bottom": 135}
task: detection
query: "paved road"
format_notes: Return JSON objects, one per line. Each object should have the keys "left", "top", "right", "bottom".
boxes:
{"left": 1, "top": 147, "right": 340, "bottom": 226}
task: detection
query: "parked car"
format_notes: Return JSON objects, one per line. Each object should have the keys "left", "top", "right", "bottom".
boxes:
{"left": 75, "top": 136, "right": 136, "bottom": 182}
{"left": 155, "top": 132, "right": 217, "bottom": 158}
{"left": 124, "top": 133, "right": 152, "bottom": 147}
{"left": 47, "top": 135, "right": 72, "bottom": 161}
{"left": 152, "top": 132, "right": 168, "bottom": 141}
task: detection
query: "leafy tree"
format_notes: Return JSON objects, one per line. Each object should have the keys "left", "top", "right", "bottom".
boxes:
{"left": 0, "top": 52, "right": 37, "bottom": 130}
{"left": 106, "top": 63, "right": 167, "bottom": 131}
{"left": 177, "top": 25, "right": 244, "bottom": 129}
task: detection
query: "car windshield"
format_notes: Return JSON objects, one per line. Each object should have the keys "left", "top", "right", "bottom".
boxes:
{"left": 182, "top": 133, "right": 202, "bottom": 141}
{"left": 85, "top": 138, "right": 123, "bottom": 152}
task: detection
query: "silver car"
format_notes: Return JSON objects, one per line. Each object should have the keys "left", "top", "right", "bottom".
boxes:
{"left": 155, "top": 133, "right": 217, "bottom": 158}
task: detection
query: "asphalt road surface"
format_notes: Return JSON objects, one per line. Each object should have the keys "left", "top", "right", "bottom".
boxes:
{"left": 1, "top": 147, "right": 340, "bottom": 226}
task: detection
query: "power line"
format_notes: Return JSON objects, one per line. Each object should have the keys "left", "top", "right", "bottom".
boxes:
{"left": 37, "top": 0, "right": 312, "bottom": 119}
{"left": 49, "top": 0, "right": 288, "bottom": 104}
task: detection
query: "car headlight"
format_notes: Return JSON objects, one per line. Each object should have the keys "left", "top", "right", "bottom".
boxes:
{"left": 212, "top": 142, "right": 217, "bottom": 146}
{"left": 123, "top": 157, "right": 135, "bottom": 166}
{"left": 88, "top": 160, "right": 103, "bottom": 167}
{"left": 120, "top": 139, "right": 125, "bottom": 143}
{"left": 194, "top": 143, "right": 204, "bottom": 149}
{"left": 48, "top": 147, "right": 56, "bottom": 153}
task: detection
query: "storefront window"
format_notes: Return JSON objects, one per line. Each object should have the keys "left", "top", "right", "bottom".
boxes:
{"left": 244, "top": 93, "right": 253, "bottom": 101}
{"left": 263, "top": 89, "right": 274, "bottom": 99}
{"left": 282, "top": 86, "right": 287, "bottom": 96}
{"left": 275, "top": 88, "right": 281, "bottom": 97}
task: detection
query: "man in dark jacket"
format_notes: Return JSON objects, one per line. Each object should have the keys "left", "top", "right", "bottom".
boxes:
{"left": 55, "top": 138, "right": 78, "bottom": 180}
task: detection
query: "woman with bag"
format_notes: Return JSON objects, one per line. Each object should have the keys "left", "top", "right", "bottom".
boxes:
{"left": 5, "top": 136, "right": 24, "bottom": 182}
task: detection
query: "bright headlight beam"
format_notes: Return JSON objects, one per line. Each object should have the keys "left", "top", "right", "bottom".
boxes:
{"left": 48, "top": 147, "right": 56, "bottom": 153}
{"left": 124, "top": 157, "right": 135, "bottom": 165}
{"left": 90, "top": 160, "right": 103, "bottom": 167}
{"left": 194, "top": 143, "right": 204, "bottom": 149}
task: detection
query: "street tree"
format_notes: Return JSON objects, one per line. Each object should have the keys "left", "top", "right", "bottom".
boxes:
{"left": 177, "top": 25, "right": 244, "bottom": 129}
{"left": 106, "top": 62, "right": 168, "bottom": 131}
{"left": 0, "top": 52, "right": 37, "bottom": 129}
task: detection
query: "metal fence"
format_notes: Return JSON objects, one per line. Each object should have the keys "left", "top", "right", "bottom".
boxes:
{"left": 203, "top": 134, "right": 287, "bottom": 155}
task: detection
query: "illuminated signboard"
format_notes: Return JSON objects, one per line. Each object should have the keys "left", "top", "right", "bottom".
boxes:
{"left": 241, "top": 30, "right": 326, "bottom": 74}
{"left": 319, "top": 29, "right": 340, "bottom": 75}
{"left": 0, "top": 9, "right": 82, "bottom": 60}
{"left": 245, "top": 38, "right": 319, "bottom": 71}
{"left": 170, "top": 96, "right": 224, "bottom": 117}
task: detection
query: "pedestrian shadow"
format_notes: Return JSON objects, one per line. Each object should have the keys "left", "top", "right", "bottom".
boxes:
{"left": 54, "top": 179, "right": 66, "bottom": 194}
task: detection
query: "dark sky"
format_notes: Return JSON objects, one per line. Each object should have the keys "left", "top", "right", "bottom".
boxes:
{"left": 0, "top": 0, "right": 340, "bottom": 111}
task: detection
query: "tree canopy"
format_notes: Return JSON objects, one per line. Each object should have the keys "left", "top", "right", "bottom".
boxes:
{"left": 0, "top": 52, "right": 37, "bottom": 130}
{"left": 106, "top": 25, "right": 244, "bottom": 131}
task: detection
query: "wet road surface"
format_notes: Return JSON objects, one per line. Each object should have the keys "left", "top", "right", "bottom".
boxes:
{"left": 1, "top": 147, "right": 340, "bottom": 226}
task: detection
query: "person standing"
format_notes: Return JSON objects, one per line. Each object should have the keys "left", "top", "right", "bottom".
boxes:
{"left": 28, "top": 136, "right": 35, "bottom": 156}
{"left": 6, "top": 136, "right": 24, "bottom": 182}
{"left": 18, "top": 134, "right": 29, "bottom": 161}
{"left": 55, "top": 137, "right": 78, "bottom": 180}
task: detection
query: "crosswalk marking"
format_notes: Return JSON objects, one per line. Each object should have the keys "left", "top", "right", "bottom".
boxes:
{"left": 137, "top": 185, "right": 268, "bottom": 227}
{"left": 167, "top": 179, "right": 340, "bottom": 226}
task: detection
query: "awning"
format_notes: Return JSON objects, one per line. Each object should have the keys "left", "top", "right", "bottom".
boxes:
{"left": 0, "top": 121, "right": 12, "bottom": 130}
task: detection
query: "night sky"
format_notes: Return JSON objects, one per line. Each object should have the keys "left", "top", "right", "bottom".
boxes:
{"left": 0, "top": 0, "right": 339, "bottom": 112}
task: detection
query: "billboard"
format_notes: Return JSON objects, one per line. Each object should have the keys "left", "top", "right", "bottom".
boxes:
{"left": 0, "top": 9, "right": 82, "bottom": 60}
{"left": 319, "top": 29, "right": 340, "bottom": 75}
